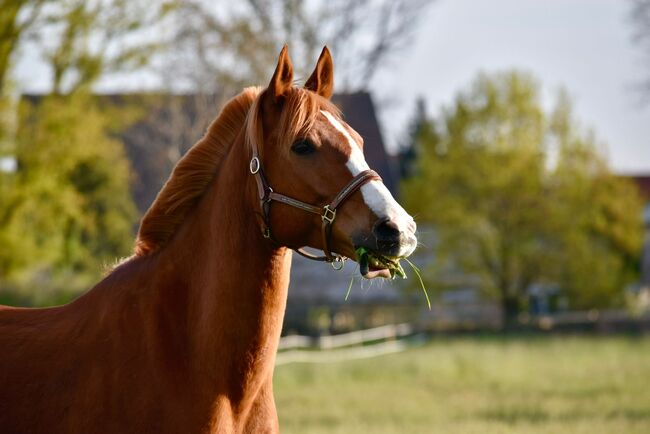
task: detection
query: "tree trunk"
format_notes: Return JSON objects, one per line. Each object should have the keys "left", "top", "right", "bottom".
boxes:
{"left": 502, "top": 294, "right": 521, "bottom": 331}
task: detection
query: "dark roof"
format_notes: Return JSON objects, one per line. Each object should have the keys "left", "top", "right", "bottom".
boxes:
{"left": 332, "top": 92, "right": 398, "bottom": 195}
{"left": 629, "top": 175, "right": 650, "bottom": 200}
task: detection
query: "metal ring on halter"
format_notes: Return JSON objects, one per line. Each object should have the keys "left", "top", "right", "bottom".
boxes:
{"left": 331, "top": 256, "right": 346, "bottom": 270}
{"left": 249, "top": 157, "right": 260, "bottom": 174}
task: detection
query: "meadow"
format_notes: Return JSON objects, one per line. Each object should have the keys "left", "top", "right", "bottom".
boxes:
{"left": 274, "top": 336, "right": 650, "bottom": 434}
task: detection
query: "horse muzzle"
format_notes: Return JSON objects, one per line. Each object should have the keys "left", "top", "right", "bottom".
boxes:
{"left": 354, "top": 216, "right": 417, "bottom": 259}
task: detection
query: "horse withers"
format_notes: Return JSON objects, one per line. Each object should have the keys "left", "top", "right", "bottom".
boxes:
{"left": 0, "top": 46, "right": 417, "bottom": 434}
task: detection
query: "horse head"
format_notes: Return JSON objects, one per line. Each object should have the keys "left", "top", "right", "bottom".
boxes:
{"left": 247, "top": 46, "right": 417, "bottom": 278}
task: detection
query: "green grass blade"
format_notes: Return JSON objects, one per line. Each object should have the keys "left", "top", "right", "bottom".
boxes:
{"left": 404, "top": 257, "right": 431, "bottom": 310}
{"left": 345, "top": 276, "right": 354, "bottom": 301}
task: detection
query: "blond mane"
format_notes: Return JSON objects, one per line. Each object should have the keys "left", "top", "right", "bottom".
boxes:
{"left": 134, "top": 86, "right": 341, "bottom": 256}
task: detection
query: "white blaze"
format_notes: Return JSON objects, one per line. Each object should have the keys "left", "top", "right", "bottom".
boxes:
{"left": 320, "top": 110, "right": 414, "bottom": 234}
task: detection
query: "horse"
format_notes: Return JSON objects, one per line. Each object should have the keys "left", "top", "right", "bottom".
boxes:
{"left": 0, "top": 46, "right": 417, "bottom": 434}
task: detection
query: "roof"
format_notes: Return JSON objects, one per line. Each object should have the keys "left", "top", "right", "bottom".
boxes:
{"left": 629, "top": 175, "right": 650, "bottom": 200}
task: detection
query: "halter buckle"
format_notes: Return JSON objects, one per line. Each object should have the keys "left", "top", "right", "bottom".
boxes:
{"left": 331, "top": 256, "right": 345, "bottom": 270}
{"left": 249, "top": 157, "right": 260, "bottom": 174}
{"left": 322, "top": 205, "right": 336, "bottom": 224}
{"left": 262, "top": 227, "right": 271, "bottom": 239}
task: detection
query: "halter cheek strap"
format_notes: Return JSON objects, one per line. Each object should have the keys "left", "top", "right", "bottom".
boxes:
{"left": 249, "top": 147, "right": 381, "bottom": 268}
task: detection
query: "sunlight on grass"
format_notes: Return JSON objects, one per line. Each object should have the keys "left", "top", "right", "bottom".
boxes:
{"left": 274, "top": 336, "right": 650, "bottom": 434}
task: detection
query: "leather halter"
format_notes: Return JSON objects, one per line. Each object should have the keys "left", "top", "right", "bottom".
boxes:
{"left": 249, "top": 140, "right": 381, "bottom": 268}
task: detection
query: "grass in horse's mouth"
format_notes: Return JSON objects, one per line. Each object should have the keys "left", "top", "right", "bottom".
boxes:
{"left": 346, "top": 247, "right": 431, "bottom": 309}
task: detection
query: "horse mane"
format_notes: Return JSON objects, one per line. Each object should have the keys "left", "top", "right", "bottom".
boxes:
{"left": 134, "top": 87, "right": 260, "bottom": 256}
{"left": 134, "top": 86, "right": 341, "bottom": 256}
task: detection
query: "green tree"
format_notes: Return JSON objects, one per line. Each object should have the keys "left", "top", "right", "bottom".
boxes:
{"left": 42, "top": 0, "right": 175, "bottom": 95}
{"left": 550, "top": 93, "right": 644, "bottom": 308}
{"left": 0, "top": 0, "right": 163, "bottom": 305}
{"left": 402, "top": 71, "right": 644, "bottom": 327}
{"left": 0, "top": 0, "right": 47, "bottom": 96}
{"left": 0, "top": 93, "right": 136, "bottom": 305}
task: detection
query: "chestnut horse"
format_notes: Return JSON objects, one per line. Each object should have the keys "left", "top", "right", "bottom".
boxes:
{"left": 0, "top": 46, "right": 417, "bottom": 433}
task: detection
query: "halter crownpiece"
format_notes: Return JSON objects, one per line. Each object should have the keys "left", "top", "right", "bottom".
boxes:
{"left": 248, "top": 139, "right": 381, "bottom": 268}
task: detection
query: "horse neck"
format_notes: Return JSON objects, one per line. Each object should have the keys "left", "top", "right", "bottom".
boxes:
{"left": 155, "top": 133, "right": 292, "bottom": 391}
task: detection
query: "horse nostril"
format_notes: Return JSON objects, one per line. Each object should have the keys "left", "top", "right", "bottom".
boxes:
{"left": 373, "top": 218, "right": 401, "bottom": 242}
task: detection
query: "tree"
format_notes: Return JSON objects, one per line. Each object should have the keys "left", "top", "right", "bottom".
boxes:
{"left": 550, "top": 92, "right": 644, "bottom": 308}
{"left": 0, "top": 0, "right": 164, "bottom": 305}
{"left": 402, "top": 71, "right": 644, "bottom": 327}
{"left": 41, "top": 0, "right": 175, "bottom": 95}
{"left": 0, "top": 0, "right": 47, "bottom": 96}
{"left": 398, "top": 97, "right": 429, "bottom": 179}
{"left": 0, "top": 0, "right": 47, "bottom": 160}
{"left": 0, "top": 93, "right": 136, "bottom": 305}
{"left": 160, "top": 0, "right": 433, "bottom": 94}
{"left": 1, "top": 0, "right": 174, "bottom": 96}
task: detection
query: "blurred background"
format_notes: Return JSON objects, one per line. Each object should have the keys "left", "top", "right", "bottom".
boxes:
{"left": 1, "top": 0, "right": 650, "bottom": 432}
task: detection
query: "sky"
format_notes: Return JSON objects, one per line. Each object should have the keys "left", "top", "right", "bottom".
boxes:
{"left": 373, "top": 0, "right": 650, "bottom": 174}
{"left": 15, "top": 0, "right": 649, "bottom": 174}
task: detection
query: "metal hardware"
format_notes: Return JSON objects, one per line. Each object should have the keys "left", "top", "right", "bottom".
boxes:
{"left": 264, "top": 186, "right": 273, "bottom": 202}
{"left": 249, "top": 157, "right": 260, "bottom": 174}
{"left": 322, "top": 205, "right": 336, "bottom": 224}
{"left": 331, "top": 256, "right": 345, "bottom": 270}
{"left": 248, "top": 135, "right": 381, "bottom": 264}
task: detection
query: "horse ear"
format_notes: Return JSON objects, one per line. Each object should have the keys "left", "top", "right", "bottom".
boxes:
{"left": 305, "top": 46, "right": 334, "bottom": 99}
{"left": 268, "top": 45, "right": 294, "bottom": 100}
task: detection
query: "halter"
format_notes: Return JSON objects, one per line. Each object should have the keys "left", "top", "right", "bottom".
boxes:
{"left": 249, "top": 139, "right": 381, "bottom": 269}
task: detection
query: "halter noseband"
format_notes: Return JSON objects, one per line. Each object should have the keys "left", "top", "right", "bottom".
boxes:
{"left": 249, "top": 140, "right": 381, "bottom": 268}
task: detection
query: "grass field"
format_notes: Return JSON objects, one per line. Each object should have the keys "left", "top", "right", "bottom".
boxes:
{"left": 274, "top": 336, "right": 650, "bottom": 434}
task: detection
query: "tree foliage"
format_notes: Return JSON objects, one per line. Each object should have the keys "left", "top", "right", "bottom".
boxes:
{"left": 0, "top": 93, "right": 136, "bottom": 304}
{"left": 42, "top": 0, "right": 174, "bottom": 95}
{"left": 402, "top": 71, "right": 644, "bottom": 324}
{"left": 0, "top": 0, "right": 47, "bottom": 95}
{"left": 0, "top": 0, "right": 153, "bottom": 305}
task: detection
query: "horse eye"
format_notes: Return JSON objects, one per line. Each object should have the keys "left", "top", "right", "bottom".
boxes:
{"left": 291, "top": 139, "right": 316, "bottom": 156}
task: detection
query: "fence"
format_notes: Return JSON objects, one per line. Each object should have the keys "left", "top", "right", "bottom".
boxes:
{"left": 276, "top": 323, "right": 416, "bottom": 365}
{"left": 278, "top": 323, "right": 413, "bottom": 351}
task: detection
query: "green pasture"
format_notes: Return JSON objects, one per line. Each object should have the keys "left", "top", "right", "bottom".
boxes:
{"left": 274, "top": 336, "right": 650, "bottom": 434}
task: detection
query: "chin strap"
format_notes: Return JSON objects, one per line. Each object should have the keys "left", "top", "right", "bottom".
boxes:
{"left": 249, "top": 150, "right": 381, "bottom": 269}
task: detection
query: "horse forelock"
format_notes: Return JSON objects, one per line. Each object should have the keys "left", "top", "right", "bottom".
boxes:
{"left": 245, "top": 87, "right": 341, "bottom": 157}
